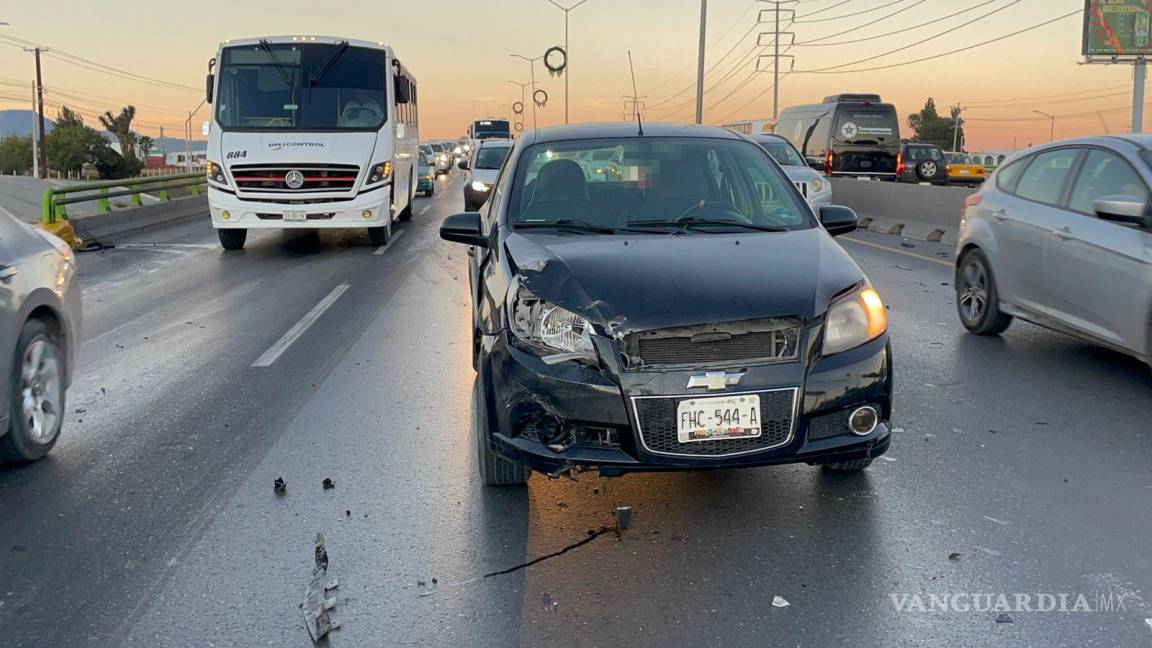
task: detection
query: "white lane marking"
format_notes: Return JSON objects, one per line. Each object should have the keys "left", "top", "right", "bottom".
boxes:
{"left": 417, "top": 205, "right": 430, "bottom": 216}
{"left": 982, "top": 515, "right": 1011, "bottom": 526}
{"left": 252, "top": 284, "right": 350, "bottom": 367}
{"left": 840, "top": 235, "right": 953, "bottom": 267}
{"left": 372, "top": 228, "right": 406, "bottom": 255}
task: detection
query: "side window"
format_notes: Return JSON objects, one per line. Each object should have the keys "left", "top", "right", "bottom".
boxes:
{"left": 1012, "top": 149, "right": 1080, "bottom": 205}
{"left": 482, "top": 149, "right": 514, "bottom": 235}
{"left": 1067, "top": 149, "right": 1149, "bottom": 214}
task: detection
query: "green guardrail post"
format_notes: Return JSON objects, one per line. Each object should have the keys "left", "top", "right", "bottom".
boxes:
{"left": 41, "top": 187, "right": 55, "bottom": 225}
{"left": 131, "top": 184, "right": 142, "bottom": 207}
{"left": 191, "top": 179, "right": 201, "bottom": 196}
{"left": 98, "top": 187, "right": 111, "bottom": 213}
{"left": 159, "top": 181, "right": 170, "bottom": 202}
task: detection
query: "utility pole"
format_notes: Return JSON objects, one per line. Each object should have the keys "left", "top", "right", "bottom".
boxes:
{"left": 547, "top": 0, "right": 588, "bottom": 124}
{"left": 1133, "top": 60, "right": 1146, "bottom": 133}
{"left": 1033, "top": 110, "right": 1055, "bottom": 142}
{"left": 758, "top": 1, "right": 797, "bottom": 119}
{"left": 511, "top": 53, "right": 544, "bottom": 130}
{"left": 950, "top": 104, "right": 965, "bottom": 152}
{"left": 694, "top": 0, "right": 707, "bottom": 124}
{"left": 29, "top": 81, "right": 38, "bottom": 179}
{"left": 23, "top": 47, "right": 49, "bottom": 179}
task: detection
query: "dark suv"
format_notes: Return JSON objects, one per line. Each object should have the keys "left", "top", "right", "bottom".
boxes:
{"left": 439, "top": 123, "right": 893, "bottom": 486}
{"left": 898, "top": 142, "right": 949, "bottom": 184}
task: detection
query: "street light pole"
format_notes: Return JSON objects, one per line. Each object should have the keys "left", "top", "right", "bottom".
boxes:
{"left": 1033, "top": 110, "right": 1055, "bottom": 142}
{"left": 694, "top": 0, "right": 707, "bottom": 124}
{"left": 547, "top": 0, "right": 588, "bottom": 125}
{"left": 511, "top": 53, "right": 544, "bottom": 130}
{"left": 22, "top": 46, "right": 49, "bottom": 179}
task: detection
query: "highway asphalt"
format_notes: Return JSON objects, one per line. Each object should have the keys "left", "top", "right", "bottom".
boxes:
{"left": 1, "top": 169, "right": 1150, "bottom": 647}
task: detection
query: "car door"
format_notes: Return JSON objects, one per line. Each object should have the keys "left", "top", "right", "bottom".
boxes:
{"left": 988, "top": 147, "right": 1083, "bottom": 316}
{"left": 1041, "top": 147, "right": 1152, "bottom": 353}
{"left": 0, "top": 215, "right": 28, "bottom": 421}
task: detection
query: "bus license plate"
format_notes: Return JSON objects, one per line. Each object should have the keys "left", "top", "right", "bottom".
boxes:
{"left": 676, "top": 395, "right": 761, "bottom": 443}
{"left": 284, "top": 211, "right": 307, "bottom": 222}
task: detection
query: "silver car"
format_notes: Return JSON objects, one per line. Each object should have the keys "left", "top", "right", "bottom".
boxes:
{"left": 750, "top": 134, "right": 832, "bottom": 208}
{"left": 0, "top": 211, "right": 80, "bottom": 461}
{"left": 955, "top": 136, "right": 1152, "bottom": 365}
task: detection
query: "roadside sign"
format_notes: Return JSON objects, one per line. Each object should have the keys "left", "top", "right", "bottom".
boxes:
{"left": 1083, "top": 0, "right": 1152, "bottom": 60}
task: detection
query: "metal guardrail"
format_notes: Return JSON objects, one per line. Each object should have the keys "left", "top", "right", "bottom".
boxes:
{"left": 41, "top": 172, "right": 206, "bottom": 224}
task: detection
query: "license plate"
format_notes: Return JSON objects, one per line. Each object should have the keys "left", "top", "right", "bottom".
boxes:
{"left": 676, "top": 395, "right": 761, "bottom": 443}
{"left": 284, "top": 211, "right": 307, "bottom": 222}
{"left": 959, "top": 170, "right": 970, "bottom": 175}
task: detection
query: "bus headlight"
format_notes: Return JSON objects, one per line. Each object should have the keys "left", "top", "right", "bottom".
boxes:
{"left": 206, "top": 161, "right": 228, "bottom": 186}
{"left": 366, "top": 161, "right": 392, "bottom": 185}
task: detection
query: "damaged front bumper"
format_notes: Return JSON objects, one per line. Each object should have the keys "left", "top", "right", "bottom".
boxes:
{"left": 480, "top": 328, "right": 893, "bottom": 477}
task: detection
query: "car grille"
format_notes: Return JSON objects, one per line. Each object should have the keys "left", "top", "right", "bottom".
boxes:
{"left": 230, "top": 164, "right": 360, "bottom": 193}
{"left": 255, "top": 213, "right": 335, "bottom": 220}
{"left": 632, "top": 389, "right": 796, "bottom": 456}
{"left": 807, "top": 410, "right": 848, "bottom": 440}
{"left": 622, "top": 317, "right": 802, "bottom": 369}
{"left": 794, "top": 181, "right": 808, "bottom": 197}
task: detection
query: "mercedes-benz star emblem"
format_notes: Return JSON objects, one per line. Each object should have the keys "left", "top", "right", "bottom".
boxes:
{"left": 284, "top": 170, "right": 305, "bottom": 189}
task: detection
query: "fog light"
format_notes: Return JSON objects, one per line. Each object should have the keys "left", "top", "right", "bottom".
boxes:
{"left": 848, "top": 406, "right": 879, "bottom": 436}
{"left": 221, "top": 210, "right": 231, "bottom": 220}
{"left": 362, "top": 210, "right": 373, "bottom": 220}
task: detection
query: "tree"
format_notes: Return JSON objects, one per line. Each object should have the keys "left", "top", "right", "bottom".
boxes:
{"left": 0, "top": 136, "right": 33, "bottom": 175}
{"left": 56, "top": 106, "right": 84, "bottom": 128}
{"left": 907, "top": 97, "right": 964, "bottom": 150}
{"left": 99, "top": 106, "right": 140, "bottom": 169}
{"left": 45, "top": 104, "right": 128, "bottom": 178}
{"left": 137, "top": 135, "right": 154, "bottom": 162}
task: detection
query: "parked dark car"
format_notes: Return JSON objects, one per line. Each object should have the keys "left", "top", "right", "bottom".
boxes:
{"left": 0, "top": 212, "right": 81, "bottom": 462}
{"left": 439, "top": 123, "right": 893, "bottom": 486}
{"left": 898, "top": 142, "right": 949, "bottom": 184}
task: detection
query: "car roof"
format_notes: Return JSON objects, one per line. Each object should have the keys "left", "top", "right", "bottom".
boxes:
{"left": 516, "top": 122, "right": 743, "bottom": 146}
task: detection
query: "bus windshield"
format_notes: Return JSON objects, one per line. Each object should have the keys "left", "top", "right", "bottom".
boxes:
{"left": 472, "top": 119, "right": 510, "bottom": 139}
{"left": 216, "top": 42, "right": 389, "bottom": 130}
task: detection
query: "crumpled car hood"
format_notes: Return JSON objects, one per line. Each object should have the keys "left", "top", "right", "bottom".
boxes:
{"left": 504, "top": 228, "right": 865, "bottom": 336}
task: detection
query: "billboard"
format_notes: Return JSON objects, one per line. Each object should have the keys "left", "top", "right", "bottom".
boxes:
{"left": 1083, "top": 0, "right": 1152, "bottom": 58}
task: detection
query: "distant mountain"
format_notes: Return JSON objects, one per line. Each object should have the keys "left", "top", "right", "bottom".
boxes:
{"left": 0, "top": 110, "right": 54, "bottom": 138}
{"left": 0, "top": 110, "right": 206, "bottom": 152}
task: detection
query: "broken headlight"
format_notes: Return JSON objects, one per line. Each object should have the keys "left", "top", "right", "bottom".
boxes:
{"left": 508, "top": 279, "right": 595, "bottom": 359}
{"left": 822, "top": 286, "right": 887, "bottom": 355}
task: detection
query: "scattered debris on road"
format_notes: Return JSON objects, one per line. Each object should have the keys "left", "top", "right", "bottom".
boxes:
{"left": 274, "top": 477, "right": 287, "bottom": 495}
{"left": 896, "top": 265, "right": 913, "bottom": 271}
{"left": 302, "top": 532, "right": 340, "bottom": 642}
{"left": 772, "top": 596, "right": 790, "bottom": 608}
{"left": 996, "top": 613, "right": 1013, "bottom": 624}
{"left": 615, "top": 506, "right": 633, "bottom": 533}
{"left": 322, "top": 478, "right": 336, "bottom": 490}
{"left": 948, "top": 552, "right": 962, "bottom": 561}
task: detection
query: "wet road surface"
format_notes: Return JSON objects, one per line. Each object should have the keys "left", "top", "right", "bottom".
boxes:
{"left": 1, "top": 169, "right": 1150, "bottom": 647}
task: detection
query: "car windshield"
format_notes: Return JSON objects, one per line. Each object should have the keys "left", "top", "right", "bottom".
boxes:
{"left": 430, "top": 143, "right": 444, "bottom": 152}
{"left": 508, "top": 137, "right": 813, "bottom": 234}
{"left": 946, "top": 153, "right": 970, "bottom": 164}
{"left": 215, "top": 42, "right": 388, "bottom": 130}
{"left": 755, "top": 138, "right": 806, "bottom": 166}
{"left": 418, "top": 152, "right": 429, "bottom": 166}
{"left": 474, "top": 146, "right": 511, "bottom": 170}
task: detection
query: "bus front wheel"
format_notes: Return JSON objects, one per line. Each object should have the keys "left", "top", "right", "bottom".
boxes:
{"left": 218, "top": 229, "right": 247, "bottom": 250}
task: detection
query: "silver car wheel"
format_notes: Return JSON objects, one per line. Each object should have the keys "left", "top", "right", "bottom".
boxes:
{"left": 958, "top": 260, "right": 988, "bottom": 323}
{"left": 922, "top": 161, "right": 937, "bottom": 177}
{"left": 20, "top": 339, "right": 63, "bottom": 445}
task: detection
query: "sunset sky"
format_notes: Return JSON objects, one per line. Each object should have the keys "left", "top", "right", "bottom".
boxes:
{"left": 0, "top": 0, "right": 1141, "bottom": 151}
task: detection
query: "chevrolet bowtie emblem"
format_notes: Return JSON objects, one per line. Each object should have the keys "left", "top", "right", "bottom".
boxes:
{"left": 686, "top": 371, "right": 743, "bottom": 391}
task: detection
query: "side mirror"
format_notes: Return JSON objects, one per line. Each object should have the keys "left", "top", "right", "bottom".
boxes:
{"left": 205, "top": 74, "right": 214, "bottom": 104}
{"left": 457, "top": 159, "right": 469, "bottom": 170}
{"left": 818, "top": 205, "right": 858, "bottom": 236}
{"left": 440, "top": 212, "right": 487, "bottom": 247}
{"left": 394, "top": 75, "right": 411, "bottom": 104}
{"left": 1094, "top": 195, "right": 1152, "bottom": 228}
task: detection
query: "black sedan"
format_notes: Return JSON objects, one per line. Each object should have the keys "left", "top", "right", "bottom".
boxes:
{"left": 440, "top": 123, "right": 893, "bottom": 485}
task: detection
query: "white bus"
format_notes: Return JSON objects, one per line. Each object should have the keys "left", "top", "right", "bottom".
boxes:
{"left": 204, "top": 36, "right": 419, "bottom": 249}
{"left": 720, "top": 118, "right": 776, "bottom": 136}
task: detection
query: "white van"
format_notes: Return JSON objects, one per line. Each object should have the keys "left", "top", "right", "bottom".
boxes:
{"left": 204, "top": 36, "right": 419, "bottom": 249}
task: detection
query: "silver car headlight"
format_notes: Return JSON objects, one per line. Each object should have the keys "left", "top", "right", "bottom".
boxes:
{"left": 508, "top": 280, "right": 595, "bottom": 358}
{"left": 808, "top": 177, "right": 825, "bottom": 194}
{"left": 822, "top": 286, "right": 888, "bottom": 355}
{"left": 471, "top": 180, "right": 491, "bottom": 192}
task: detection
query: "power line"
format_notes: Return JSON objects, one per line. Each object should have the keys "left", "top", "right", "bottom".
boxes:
{"left": 648, "top": 22, "right": 760, "bottom": 107}
{"left": 793, "top": 0, "right": 944, "bottom": 46}
{"left": 0, "top": 33, "right": 198, "bottom": 92}
{"left": 795, "top": 0, "right": 1038, "bottom": 73}
{"left": 718, "top": 72, "right": 792, "bottom": 122}
{"left": 793, "top": 0, "right": 852, "bottom": 20}
{"left": 795, "top": 0, "right": 910, "bottom": 24}
{"left": 964, "top": 84, "right": 1131, "bottom": 106}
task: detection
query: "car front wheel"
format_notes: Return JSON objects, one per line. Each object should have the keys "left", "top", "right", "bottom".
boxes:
{"left": 1, "top": 319, "right": 66, "bottom": 462}
{"left": 956, "top": 249, "right": 1013, "bottom": 335}
{"left": 474, "top": 378, "right": 529, "bottom": 487}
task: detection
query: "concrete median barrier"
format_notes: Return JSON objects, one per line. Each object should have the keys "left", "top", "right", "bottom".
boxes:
{"left": 829, "top": 178, "right": 977, "bottom": 245}
{"left": 69, "top": 196, "right": 208, "bottom": 245}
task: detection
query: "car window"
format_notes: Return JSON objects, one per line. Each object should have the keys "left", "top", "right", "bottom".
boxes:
{"left": 1012, "top": 149, "right": 1080, "bottom": 205}
{"left": 507, "top": 137, "right": 813, "bottom": 233}
{"left": 995, "top": 156, "right": 1027, "bottom": 191}
{"left": 755, "top": 138, "right": 806, "bottom": 167}
{"left": 474, "top": 146, "right": 511, "bottom": 170}
{"left": 1067, "top": 149, "right": 1149, "bottom": 214}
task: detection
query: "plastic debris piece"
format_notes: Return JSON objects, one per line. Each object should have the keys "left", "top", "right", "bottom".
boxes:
{"left": 615, "top": 506, "right": 633, "bottom": 532}
{"left": 896, "top": 265, "right": 913, "bottom": 271}
{"left": 771, "top": 596, "right": 790, "bottom": 608}
{"left": 322, "top": 478, "right": 335, "bottom": 490}
{"left": 948, "top": 552, "right": 962, "bottom": 560}
{"left": 303, "top": 532, "right": 339, "bottom": 643}
{"left": 274, "top": 477, "right": 287, "bottom": 494}
{"left": 314, "top": 533, "right": 329, "bottom": 572}
{"left": 996, "top": 613, "right": 1013, "bottom": 623}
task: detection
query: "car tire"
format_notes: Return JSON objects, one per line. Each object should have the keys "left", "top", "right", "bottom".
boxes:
{"left": 218, "top": 228, "right": 247, "bottom": 250}
{"left": 956, "top": 248, "right": 1013, "bottom": 335}
{"left": 822, "top": 458, "right": 873, "bottom": 472}
{"left": 367, "top": 224, "right": 390, "bottom": 246}
{"left": 0, "top": 319, "right": 66, "bottom": 462}
{"left": 475, "top": 374, "right": 529, "bottom": 487}
{"left": 916, "top": 160, "right": 938, "bottom": 182}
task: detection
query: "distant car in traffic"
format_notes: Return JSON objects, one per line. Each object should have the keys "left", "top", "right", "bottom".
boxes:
{"left": 775, "top": 93, "right": 901, "bottom": 179}
{"left": 416, "top": 151, "right": 435, "bottom": 197}
{"left": 750, "top": 133, "right": 832, "bottom": 208}
{"left": 944, "top": 151, "right": 985, "bottom": 186}
{"left": 440, "top": 123, "right": 892, "bottom": 486}
{"left": 428, "top": 143, "right": 451, "bottom": 175}
{"left": 0, "top": 213, "right": 80, "bottom": 462}
{"left": 460, "top": 138, "right": 512, "bottom": 210}
{"left": 897, "top": 142, "right": 949, "bottom": 184}
{"left": 955, "top": 135, "right": 1152, "bottom": 367}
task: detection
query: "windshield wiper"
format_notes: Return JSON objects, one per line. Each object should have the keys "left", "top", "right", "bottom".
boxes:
{"left": 515, "top": 219, "right": 658, "bottom": 235}
{"left": 309, "top": 41, "right": 350, "bottom": 87}
{"left": 258, "top": 40, "right": 296, "bottom": 92}
{"left": 629, "top": 217, "right": 789, "bottom": 233}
